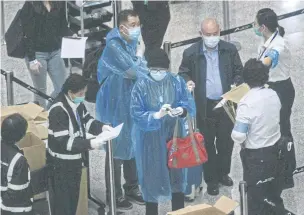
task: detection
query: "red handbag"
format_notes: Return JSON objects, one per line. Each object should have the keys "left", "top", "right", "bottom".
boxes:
{"left": 167, "top": 115, "right": 208, "bottom": 169}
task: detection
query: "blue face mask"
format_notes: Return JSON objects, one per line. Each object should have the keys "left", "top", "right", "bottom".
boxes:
{"left": 254, "top": 27, "right": 263, "bottom": 37}
{"left": 73, "top": 96, "right": 85, "bottom": 104}
{"left": 150, "top": 70, "right": 167, "bottom": 81}
{"left": 128, "top": 27, "right": 141, "bottom": 41}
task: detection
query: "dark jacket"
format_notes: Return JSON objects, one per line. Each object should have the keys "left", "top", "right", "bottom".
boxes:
{"left": 132, "top": 1, "right": 169, "bottom": 11}
{"left": 179, "top": 39, "right": 243, "bottom": 120}
{"left": 47, "top": 93, "right": 104, "bottom": 166}
{"left": 1, "top": 143, "right": 33, "bottom": 214}
{"left": 20, "top": 1, "right": 73, "bottom": 61}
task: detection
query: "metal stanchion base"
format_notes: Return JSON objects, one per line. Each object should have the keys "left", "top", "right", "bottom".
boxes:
{"left": 88, "top": 195, "right": 106, "bottom": 208}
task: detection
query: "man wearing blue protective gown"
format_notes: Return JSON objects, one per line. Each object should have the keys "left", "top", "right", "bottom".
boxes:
{"left": 96, "top": 10, "right": 149, "bottom": 210}
{"left": 131, "top": 48, "right": 196, "bottom": 215}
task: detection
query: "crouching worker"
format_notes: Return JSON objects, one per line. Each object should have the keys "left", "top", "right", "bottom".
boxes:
{"left": 231, "top": 59, "right": 285, "bottom": 215}
{"left": 47, "top": 74, "right": 114, "bottom": 215}
{"left": 130, "top": 48, "right": 196, "bottom": 215}
{"left": 1, "top": 114, "right": 33, "bottom": 215}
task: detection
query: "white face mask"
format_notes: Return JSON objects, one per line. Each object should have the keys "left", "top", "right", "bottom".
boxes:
{"left": 203, "top": 35, "right": 220, "bottom": 48}
{"left": 150, "top": 69, "right": 167, "bottom": 81}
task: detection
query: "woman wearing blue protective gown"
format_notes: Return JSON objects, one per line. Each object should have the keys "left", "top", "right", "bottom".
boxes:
{"left": 130, "top": 48, "right": 196, "bottom": 215}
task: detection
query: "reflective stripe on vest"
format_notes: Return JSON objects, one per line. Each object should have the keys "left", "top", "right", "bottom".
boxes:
{"left": 48, "top": 148, "right": 81, "bottom": 160}
{"left": 0, "top": 201, "right": 32, "bottom": 213}
{"left": 7, "top": 154, "right": 22, "bottom": 182}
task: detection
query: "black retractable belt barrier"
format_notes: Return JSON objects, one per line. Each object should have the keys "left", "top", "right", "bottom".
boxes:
{"left": 1, "top": 69, "right": 54, "bottom": 103}
{"left": 171, "top": 8, "right": 304, "bottom": 49}
{"left": 293, "top": 165, "right": 304, "bottom": 175}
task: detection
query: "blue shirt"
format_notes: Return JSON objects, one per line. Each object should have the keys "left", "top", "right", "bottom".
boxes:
{"left": 202, "top": 44, "right": 223, "bottom": 100}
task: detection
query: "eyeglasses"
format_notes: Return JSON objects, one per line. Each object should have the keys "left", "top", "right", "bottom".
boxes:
{"left": 149, "top": 68, "right": 167, "bottom": 73}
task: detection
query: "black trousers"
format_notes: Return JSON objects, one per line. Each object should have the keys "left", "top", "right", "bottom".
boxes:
{"left": 132, "top": 1, "right": 170, "bottom": 50}
{"left": 268, "top": 78, "right": 295, "bottom": 139}
{"left": 49, "top": 159, "right": 82, "bottom": 215}
{"left": 268, "top": 78, "right": 296, "bottom": 189}
{"left": 105, "top": 147, "right": 139, "bottom": 200}
{"left": 145, "top": 192, "right": 184, "bottom": 215}
{"left": 197, "top": 99, "right": 234, "bottom": 185}
{"left": 1, "top": 210, "right": 33, "bottom": 215}
{"left": 241, "top": 144, "right": 285, "bottom": 215}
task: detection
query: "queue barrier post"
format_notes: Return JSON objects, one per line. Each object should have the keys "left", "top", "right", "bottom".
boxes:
{"left": 1, "top": 0, "right": 5, "bottom": 45}
{"left": 107, "top": 139, "right": 117, "bottom": 215}
{"left": 239, "top": 181, "right": 249, "bottom": 215}
{"left": 6, "top": 71, "right": 14, "bottom": 106}
{"left": 164, "top": 41, "right": 172, "bottom": 71}
{"left": 113, "top": 0, "right": 119, "bottom": 28}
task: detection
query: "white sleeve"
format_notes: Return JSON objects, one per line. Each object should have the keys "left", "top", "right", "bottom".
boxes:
{"left": 231, "top": 103, "right": 254, "bottom": 144}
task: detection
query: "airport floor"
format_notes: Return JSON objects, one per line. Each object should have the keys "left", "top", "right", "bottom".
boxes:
{"left": 1, "top": 1, "right": 304, "bottom": 215}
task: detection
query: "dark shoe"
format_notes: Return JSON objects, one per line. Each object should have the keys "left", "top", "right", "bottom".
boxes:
{"left": 107, "top": 212, "right": 125, "bottom": 215}
{"left": 98, "top": 206, "right": 106, "bottom": 215}
{"left": 116, "top": 196, "right": 133, "bottom": 211}
{"left": 125, "top": 189, "right": 145, "bottom": 205}
{"left": 220, "top": 175, "right": 234, "bottom": 187}
{"left": 207, "top": 183, "right": 219, "bottom": 196}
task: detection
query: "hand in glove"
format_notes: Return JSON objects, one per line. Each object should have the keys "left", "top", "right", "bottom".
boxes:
{"left": 153, "top": 104, "right": 171, "bottom": 119}
{"left": 90, "top": 137, "right": 106, "bottom": 150}
{"left": 168, "top": 107, "right": 184, "bottom": 117}
{"left": 136, "top": 34, "right": 145, "bottom": 58}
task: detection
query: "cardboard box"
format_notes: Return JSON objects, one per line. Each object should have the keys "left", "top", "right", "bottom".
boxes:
{"left": 76, "top": 167, "right": 88, "bottom": 215}
{"left": 17, "top": 132, "right": 46, "bottom": 171}
{"left": 1, "top": 103, "right": 48, "bottom": 125}
{"left": 1, "top": 103, "right": 48, "bottom": 140}
{"left": 1, "top": 107, "right": 30, "bottom": 124}
{"left": 167, "top": 196, "right": 238, "bottom": 215}
{"left": 35, "top": 111, "right": 49, "bottom": 124}
{"left": 222, "top": 83, "right": 250, "bottom": 104}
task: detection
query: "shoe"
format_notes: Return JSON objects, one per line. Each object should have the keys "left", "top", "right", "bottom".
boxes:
{"left": 106, "top": 212, "right": 125, "bottom": 215}
{"left": 207, "top": 183, "right": 219, "bottom": 196}
{"left": 116, "top": 196, "right": 133, "bottom": 211}
{"left": 125, "top": 189, "right": 145, "bottom": 205}
{"left": 219, "top": 175, "right": 234, "bottom": 187}
{"left": 98, "top": 206, "right": 106, "bottom": 215}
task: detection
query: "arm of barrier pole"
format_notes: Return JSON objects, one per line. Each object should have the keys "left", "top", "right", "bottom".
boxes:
{"left": 171, "top": 8, "right": 304, "bottom": 49}
{"left": 1, "top": 69, "right": 54, "bottom": 102}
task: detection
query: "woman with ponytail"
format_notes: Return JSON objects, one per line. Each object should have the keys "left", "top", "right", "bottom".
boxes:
{"left": 253, "top": 8, "right": 296, "bottom": 190}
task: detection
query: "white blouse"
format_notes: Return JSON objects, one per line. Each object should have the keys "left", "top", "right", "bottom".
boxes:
{"left": 257, "top": 31, "right": 292, "bottom": 82}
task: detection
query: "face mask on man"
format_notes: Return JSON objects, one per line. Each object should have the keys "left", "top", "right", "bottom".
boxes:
{"left": 203, "top": 35, "right": 220, "bottom": 48}
{"left": 123, "top": 25, "right": 141, "bottom": 41}
{"left": 150, "top": 69, "right": 168, "bottom": 81}
{"left": 72, "top": 96, "right": 85, "bottom": 104}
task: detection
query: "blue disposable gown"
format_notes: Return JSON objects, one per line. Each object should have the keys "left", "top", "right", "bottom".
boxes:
{"left": 96, "top": 28, "right": 150, "bottom": 160}
{"left": 130, "top": 73, "right": 196, "bottom": 203}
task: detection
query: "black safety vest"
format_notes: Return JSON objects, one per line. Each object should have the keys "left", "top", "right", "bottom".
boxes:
{"left": 47, "top": 94, "right": 104, "bottom": 162}
{"left": 1, "top": 143, "right": 33, "bottom": 214}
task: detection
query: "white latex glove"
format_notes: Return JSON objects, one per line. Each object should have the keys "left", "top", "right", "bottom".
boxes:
{"left": 136, "top": 34, "right": 145, "bottom": 58}
{"left": 187, "top": 80, "right": 195, "bottom": 92}
{"left": 102, "top": 125, "right": 114, "bottom": 132}
{"left": 168, "top": 107, "right": 184, "bottom": 117}
{"left": 29, "top": 60, "right": 42, "bottom": 74}
{"left": 90, "top": 137, "right": 106, "bottom": 150}
{"left": 153, "top": 104, "right": 171, "bottom": 119}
